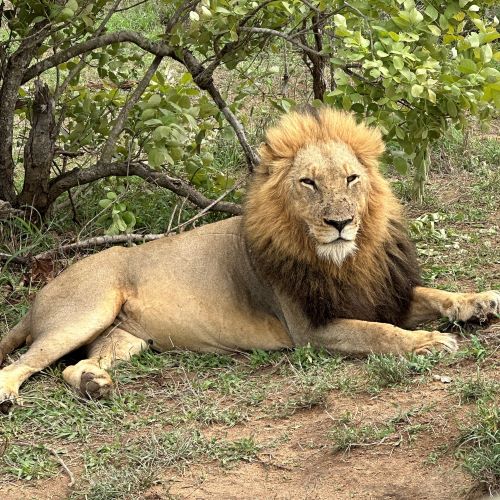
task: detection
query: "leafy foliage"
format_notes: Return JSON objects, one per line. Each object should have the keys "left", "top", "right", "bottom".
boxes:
{"left": 1, "top": 0, "right": 498, "bottom": 223}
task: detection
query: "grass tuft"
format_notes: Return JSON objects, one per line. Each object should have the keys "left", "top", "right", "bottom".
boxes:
{"left": 456, "top": 402, "right": 499, "bottom": 494}
{"left": 365, "top": 351, "right": 444, "bottom": 391}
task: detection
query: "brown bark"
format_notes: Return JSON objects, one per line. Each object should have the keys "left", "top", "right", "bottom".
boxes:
{"left": 305, "top": 14, "right": 327, "bottom": 101}
{"left": 47, "top": 161, "right": 242, "bottom": 216}
{"left": 17, "top": 82, "right": 57, "bottom": 212}
{"left": 0, "top": 20, "right": 51, "bottom": 203}
{"left": 0, "top": 54, "right": 33, "bottom": 203}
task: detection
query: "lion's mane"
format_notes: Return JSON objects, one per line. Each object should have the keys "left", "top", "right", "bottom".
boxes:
{"left": 244, "top": 107, "right": 421, "bottom": 328}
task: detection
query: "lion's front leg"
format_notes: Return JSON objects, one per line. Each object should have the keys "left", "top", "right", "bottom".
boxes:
{"left": 309, "top": 319, "right": 457, "bottom": 356}
{"left": 404, "top": 286, "right": 500, "bottom": 329}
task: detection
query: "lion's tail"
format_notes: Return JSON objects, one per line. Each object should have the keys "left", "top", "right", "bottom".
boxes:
{"left": 0, "top": 312, "right": 31, "bottom": 366}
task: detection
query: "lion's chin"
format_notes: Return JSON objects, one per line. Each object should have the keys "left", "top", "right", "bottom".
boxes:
{"left": 316, "top": 240, "right": 357, "bottom": 266}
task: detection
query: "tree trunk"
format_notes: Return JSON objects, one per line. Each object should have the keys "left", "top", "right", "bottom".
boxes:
{"left": 0, "top": 53, "right": 28, "bottom": 203}
{"left": 17, "top": 81, "right": 56, "bottom": 214}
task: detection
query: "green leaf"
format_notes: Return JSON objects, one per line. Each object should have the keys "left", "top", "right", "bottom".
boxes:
{"left": 148, "top": 94, "right": 162, "bottom": 107}
{"left": 98, "top": 199, "right": 113, "bottom": 209}
{"left": 121, "top": 211, "right": 136, "bottom": 228}
{"left": 408, "top": 8, "right": 423, "bottom": 24}
{"left": 148, "top": 147, "right": 167, "bottom": 168}
{"left": 393, "top": 156, "right": 408, "bottom": 174}
{"left": 446, "top": 100, "right": 458, "bottom": 117}
{"left": 458, "top": 59, "right": 477, "bottom": 74}
{"left": 428, "top": 25, "right": 441, "bottom": 36}
{"left": 424, "top": 5, "right": 439, "bottom": 21}
{"left": 334, "top": 14, "right": 347, "bottom": 27}
{"left": 411, "top": 84, "right": 424, "bottom": 97}
{"left": 152, "top": 125, "right": 170, "bottom": 142}
{"left": 141, "top": 109, "right": 156, "bottom": 121}
{"left": 180, "top": 72, "right": 193, "bottom": 84}
{"left": 480, "top": 44, "right": 492, "bottom": 63}
{"left": 66, "top": 0, "right": 78, "bottom": 10}
{"left": 393, "top": 56, "right": 404, "bottom": 70}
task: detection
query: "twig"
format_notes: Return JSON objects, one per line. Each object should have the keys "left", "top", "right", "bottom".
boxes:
{"left": 32, "top": 234, "right": 167, "bottom": 260}
{"left": 298, "top": 0, "right": 321, "bottom": 13}
{"left": 116, "top": 0, "right": 147, "bottom": 12}
{"left": 173, "top": 178, "right": 244, "bottom": 232}
{"left": 45, "top": 445, "right": 75, "bottom": 487}
{"left": 2, "top": 441, "right": 75, "bottom": 487}
{"left": 166, "top": 204, "right": 178, "bottom": 233}
{"left": 239, "top": 26, "right": 324, "bottom": 58}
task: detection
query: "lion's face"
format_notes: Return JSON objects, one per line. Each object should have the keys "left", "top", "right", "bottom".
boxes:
{"left": 288, "top": 141, "right": 370, "bottom": 265}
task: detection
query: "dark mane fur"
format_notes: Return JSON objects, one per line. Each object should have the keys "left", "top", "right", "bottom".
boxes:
{"left": 246, "top": 220, "right": 421, "bottom": 328}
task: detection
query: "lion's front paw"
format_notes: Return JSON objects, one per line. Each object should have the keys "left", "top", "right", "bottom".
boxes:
{"left": 412, "top": 330, "right": 458, "bottom": 355}
{"left": 446, "top": 291, "right": 500, "bottom": 323}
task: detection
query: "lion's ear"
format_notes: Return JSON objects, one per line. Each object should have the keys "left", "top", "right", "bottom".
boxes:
{"left": 256, "top": 142, "right": 273, "bottom": 174}
{"left": 350, "top": 125, "right": 385, "bottom": 170}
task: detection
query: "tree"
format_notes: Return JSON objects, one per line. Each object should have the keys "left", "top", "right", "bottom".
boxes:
{"left": 0, "top": 0, "right": 498, "bottom": 228}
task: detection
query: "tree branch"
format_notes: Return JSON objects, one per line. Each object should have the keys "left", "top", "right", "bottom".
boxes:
{"left": 239, "top": 26, "right": 324, "bottom": 58}
{"left": 181, "top": 50, "right": 259, "bottom": 171}
{"left": 99, "top": 55, "right": 163, "bottom": 164}
{"left": 1, "top": 180, "right": 242, "bottom": 264}
{"left": 47, "top": 161, "right": 242, "bottom": 215}
{"left": 22, "top": 31, "right": 177, "bottom": 84}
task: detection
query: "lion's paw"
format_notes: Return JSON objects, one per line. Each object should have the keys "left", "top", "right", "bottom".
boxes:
{"left": 0, "top": 389, "right": 21, "bottom": 415}
{"left": 80, "top": 371, "right": 113, "bottom": 400}
{"left": 412, "top": 330, "right": 458, "bottom": 355}
{"left": 445, "top": 291, "right": 500, "bottom": 323}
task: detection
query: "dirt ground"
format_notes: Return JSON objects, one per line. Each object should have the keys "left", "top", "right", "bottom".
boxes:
{"left": 1, "top": 350, "right": 498, "bottom": 500}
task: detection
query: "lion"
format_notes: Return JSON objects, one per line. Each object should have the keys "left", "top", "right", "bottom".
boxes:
{"left": 0, "top": 107, "right": 498, "bottom": 413}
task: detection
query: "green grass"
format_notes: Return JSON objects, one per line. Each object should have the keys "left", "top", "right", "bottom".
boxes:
{"left": 72, "top": 430, "right": 260, "bottom": 499}
{"left": 453, "top": 371, "right": 499, "bottom": 404}
{"left": 106, "top": 0, "right": 164, "bottom": 34}
{"left": 328, "top": 412, "right": 396, "bottom": 452}
{"left": 456, "top": 401, "right": 500, "bottom": 495}
{"left": 365, "top": 352, "right": 442, "bottom": 391}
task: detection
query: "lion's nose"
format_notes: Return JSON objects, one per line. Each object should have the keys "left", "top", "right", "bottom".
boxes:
{"left": 323, "top": 218, "right": 353, "bottom": 231}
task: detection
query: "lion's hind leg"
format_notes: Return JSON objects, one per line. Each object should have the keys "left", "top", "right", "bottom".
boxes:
{"left": 0, "top": 312, "right": 31, "bottom": 366}
{"left": 62, "top": 328, "right": 147, "bottom": 400}
{"left": 0, "top": 291, "right": 125, "bottom": 414}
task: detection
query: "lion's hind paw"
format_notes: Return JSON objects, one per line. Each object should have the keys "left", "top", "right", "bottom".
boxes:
{"left": 0, "top": 391, "right": 21, "bottom": 415}
{"left": 80, "top": 371, "right": 113, "bottom": 400}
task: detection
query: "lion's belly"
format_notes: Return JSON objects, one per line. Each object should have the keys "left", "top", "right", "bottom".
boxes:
{"left": 121, "top": 292, "right": 290, "bottom": 353}
{"left": 120, "top": 217, "right": 293, "bottom": 353}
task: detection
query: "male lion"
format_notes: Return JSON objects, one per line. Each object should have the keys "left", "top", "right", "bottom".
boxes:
{"left": 0, "top": 107, "right": 498, "bottom": 413}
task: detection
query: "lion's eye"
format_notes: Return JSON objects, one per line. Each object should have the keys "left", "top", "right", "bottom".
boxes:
{"left": 347, "top": 174, "right": 359, "bottom": 184}
{"left": 300, "top": 178, "right": 316, "bottom": 189}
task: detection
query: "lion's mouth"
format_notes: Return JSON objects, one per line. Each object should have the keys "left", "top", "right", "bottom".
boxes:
{"left": 324, "top": 236, "right": 355, "bottom": 245}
